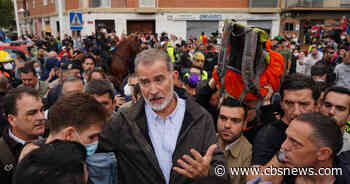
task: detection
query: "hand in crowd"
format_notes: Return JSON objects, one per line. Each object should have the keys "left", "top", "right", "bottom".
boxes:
{"left": 173, "top": 144, "right": 217, "bottom": 179}
{"left": 263, "top": 85, "right": 274, "bottom": 105}
{"left": 115, "top": 94, "right": 126, "bottom": 107}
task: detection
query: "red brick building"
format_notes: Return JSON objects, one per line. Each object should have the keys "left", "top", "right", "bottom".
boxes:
{"left": 17, "top": 0, "right": 281, "bottom": 39}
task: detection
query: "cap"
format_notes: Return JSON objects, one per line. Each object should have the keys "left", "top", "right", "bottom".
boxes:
{"left": 0, "top": 50, "right": 14, "bottom": 63}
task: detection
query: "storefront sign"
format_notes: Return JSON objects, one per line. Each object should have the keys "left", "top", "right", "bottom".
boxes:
{"left": 200, "top": 14, "right": 222, "bottom": 21}
{"left": 173, "top": 15, "right": 198, "bottom": 21}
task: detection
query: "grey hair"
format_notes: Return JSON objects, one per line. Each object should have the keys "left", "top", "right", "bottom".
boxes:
{"left": 134, "top": 48, "right": 173, "bottom": 74}
{"left": 62, "top": 76, "right": 82, "bottom": 85}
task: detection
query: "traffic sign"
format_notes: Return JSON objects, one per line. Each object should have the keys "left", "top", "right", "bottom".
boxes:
{"left": 69, "top": 12, "right": 83, "bottom": 30}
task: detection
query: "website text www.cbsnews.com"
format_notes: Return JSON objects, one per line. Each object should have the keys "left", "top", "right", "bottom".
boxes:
{"left": 214, "top": 165, "right": 343, "bottom": 177}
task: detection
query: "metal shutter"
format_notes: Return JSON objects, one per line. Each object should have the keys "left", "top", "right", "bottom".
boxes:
{"left": 186, "top": 21, "right": 219, "bottom": 40}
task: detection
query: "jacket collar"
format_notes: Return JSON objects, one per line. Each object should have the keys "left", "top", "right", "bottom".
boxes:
{"left": 2, "top": 127, "right": 24, "bottom": 159}
{"left": 227, "top": 136, "right": 245, "bottom": 159}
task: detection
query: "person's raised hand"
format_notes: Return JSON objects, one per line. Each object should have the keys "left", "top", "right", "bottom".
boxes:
{"left": 173, "top": 144, "right": 217, "bottom": 179}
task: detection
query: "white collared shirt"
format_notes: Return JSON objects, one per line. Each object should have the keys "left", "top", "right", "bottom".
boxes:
{"left": 8, "top": 129, "right": 26, "bottom": 145}
{"left": 145, "top": 93, "right": 186, "bottom": 184}
{"left": 225, "top": 137, "right": 240, "bottom": 152}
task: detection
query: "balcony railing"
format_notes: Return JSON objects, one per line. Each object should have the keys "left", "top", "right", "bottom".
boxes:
{"left": 283, "top": 0, "right": 350, "bottom": 8}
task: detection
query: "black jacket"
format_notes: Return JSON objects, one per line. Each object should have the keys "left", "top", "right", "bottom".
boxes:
{"left": 251, "top": 120, "right": 288, "bottom": 166}
{"left": 195, "top": 83, "right": 218, "bottom": 130}
{"left": 98, "top": 94, "right": 228, "bottom": 184}
{"left": 0, "top": 128, "right": 25, "bottom": 184}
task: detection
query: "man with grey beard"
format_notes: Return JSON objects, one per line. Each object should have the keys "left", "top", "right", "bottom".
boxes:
{"left": 98, "top": 48, "right": 228, "bottom": 184}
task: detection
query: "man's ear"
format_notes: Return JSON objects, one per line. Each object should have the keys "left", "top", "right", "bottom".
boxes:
{"left": 7, "top": 114, "right": 16, "bottom": 128}
{"left": 317, "top": 147, "right": 333, "bottom": 161}
{"left": 62, "top": 126, "right": 77, "bottom": 142}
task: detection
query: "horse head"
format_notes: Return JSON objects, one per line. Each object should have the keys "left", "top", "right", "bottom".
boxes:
{"left": 109, "top": 35, "right": 142, "bottom": 90}
{"left": 127, "top": 35, "right": 142, "bottom": 55}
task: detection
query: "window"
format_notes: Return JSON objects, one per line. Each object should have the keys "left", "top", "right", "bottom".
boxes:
{"left": 250, "top": 0, "right": 278, "bottom": 8}
{"left": 341, "top": 0, "right": 350, "bottom": 7}
{"left": 91, "top": 0, "right": 110, "bottom": 8}
{"left": 139, "top": 0, "right": 156, "bottom": 8}
{"left": 285, "top": 23, "right": 294, "bottom": 32}
{"left": 33, "top": 0, "right": 35, "bottom": 8}
{"left": 43, "top": 0, "right": 48, "bottom": 6}
{"left": 51, "top": 0, "right": 55, "bottom": 4}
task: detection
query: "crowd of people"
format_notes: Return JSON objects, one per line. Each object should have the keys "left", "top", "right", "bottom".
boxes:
{"left": 0, "top": 17, "right": 350, "bottom": 184}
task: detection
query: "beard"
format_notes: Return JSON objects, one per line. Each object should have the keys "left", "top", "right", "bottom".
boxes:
{"left": 143, "top": 78, "right": 174, "bottom": 112}
{"left": 218, "top": 129, "right": 240, "bottom": 144}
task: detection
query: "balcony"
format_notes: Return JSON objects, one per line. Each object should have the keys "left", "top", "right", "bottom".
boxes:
{"left": 283, "top": 0, "right": 350, "bottom": 9}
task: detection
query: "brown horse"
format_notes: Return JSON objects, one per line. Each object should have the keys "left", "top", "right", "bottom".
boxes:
{"left": 110, "top": 36, "right": 141, "bottom": 90}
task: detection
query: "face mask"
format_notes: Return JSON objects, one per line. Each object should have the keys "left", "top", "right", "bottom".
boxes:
{"left": 293, "top": 53, "right": 299, "bottom": 57}
{"left": 84, "top": 141, "right": 98, "bottom": 157}
{"left": 35, "top": 67, "right": 41, "bottom": 73}
{"left": 341, "top": 36, "right": 346, "bottom": 40}
{"left": 124, "top": 84, "right": 132, "bottom": 97}
{"left": 75, "top": 130, "right": 98, "bottom": 157}
{"left": 188, "top": 74, "right": 200, "bottom": 88}
{"left": 3, "top": 63, "right": 13, "bottom": 70}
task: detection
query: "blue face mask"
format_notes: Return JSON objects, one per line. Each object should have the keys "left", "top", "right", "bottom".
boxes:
{"left": 84, "top": 141, "right": 98, "bottom": 157}
{"left": 75, "top": 130, "right": 98, "bottom": 157}
{"left": 35, "top": 67, "right": 41, "bottom": 73}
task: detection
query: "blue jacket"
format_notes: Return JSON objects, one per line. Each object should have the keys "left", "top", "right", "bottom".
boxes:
{"left": 86, "top": 152, "right": 117, "bottom": 184}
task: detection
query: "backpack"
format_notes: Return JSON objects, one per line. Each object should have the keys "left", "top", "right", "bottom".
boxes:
{"left": 214, "top": 19, "right": 284, "bottom": 104}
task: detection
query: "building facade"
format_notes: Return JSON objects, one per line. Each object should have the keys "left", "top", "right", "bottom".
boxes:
{"left": 280, "top": 0, "right": 350, "bottom": 40}
{"left": 17, "top": 0, "right": 281, "bottom": 39}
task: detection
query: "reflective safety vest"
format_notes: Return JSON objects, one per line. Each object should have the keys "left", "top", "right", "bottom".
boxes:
{"left": 167, "top": 47, "right": 175, "bottom": 63}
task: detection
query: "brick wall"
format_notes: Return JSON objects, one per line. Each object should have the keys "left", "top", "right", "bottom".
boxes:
{"left": 126, "top": 0, "right": 138, "bottom": 8}
{"left": 158, "top": 0, "right": 248, "bottom": 8}
{"left": 28, "top": 0, "right": 56, "bottom": 16}
{"left": 120, "top": 0, "right": 248, "bottom": 8}
{"left": 66, "top": 0, "right": 80, "bottom": 10}
{"left": 111, "top": 0, "right": 124, "bottom": 8}
{"left": 281, "top": 17, "right": 300, "bottom": 34}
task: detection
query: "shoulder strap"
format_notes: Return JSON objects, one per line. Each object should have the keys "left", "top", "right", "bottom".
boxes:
{"left": 0, "top": 137, "right": 16, "bottom": 173}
